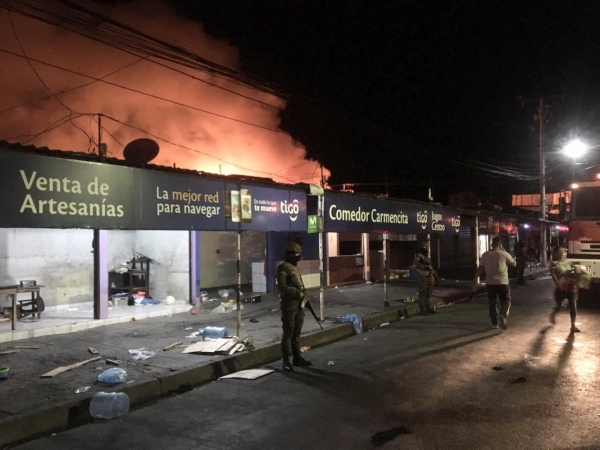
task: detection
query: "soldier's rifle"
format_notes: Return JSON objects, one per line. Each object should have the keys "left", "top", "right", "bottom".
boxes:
{"left": 302, "top": 290, "right": 323, "bottom": 330}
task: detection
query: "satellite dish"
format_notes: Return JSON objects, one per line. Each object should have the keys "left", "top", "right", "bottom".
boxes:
{"left": 123, "top": 138, "right": 159, "bottom": 164}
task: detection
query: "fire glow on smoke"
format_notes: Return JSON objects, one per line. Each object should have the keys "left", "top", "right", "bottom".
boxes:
{"left": 0, "top": 1, "right": 330, "bottom": 185}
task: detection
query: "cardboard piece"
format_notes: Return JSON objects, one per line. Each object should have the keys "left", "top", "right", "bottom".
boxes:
{"left": 183, "top": 339, "right": 241, "bottom": 355}
{"left": 219, "top": 369, "right": 274, "bottom": 380}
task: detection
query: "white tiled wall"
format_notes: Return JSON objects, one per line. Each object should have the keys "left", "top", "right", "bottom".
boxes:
{"left": 252, "top": 261, "right": 267, "bottom": 293}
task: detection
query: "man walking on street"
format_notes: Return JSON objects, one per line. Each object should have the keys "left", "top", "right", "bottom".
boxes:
{"left": 473, "top": 236, "right": 516, "bottom": 329}
{"left": 277, "top": 242, "right": 312, "bottom": 372}
{"left": 415, "top": 241, "right": 437, "bottom": 316}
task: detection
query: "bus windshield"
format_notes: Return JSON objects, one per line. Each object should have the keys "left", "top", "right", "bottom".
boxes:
{"left": 572, "top": 186, "right": 600, "bottom": 219}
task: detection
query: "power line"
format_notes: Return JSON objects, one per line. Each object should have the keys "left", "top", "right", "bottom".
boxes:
{"left": 0, "top": 47, "right": 288, "bottom": 134}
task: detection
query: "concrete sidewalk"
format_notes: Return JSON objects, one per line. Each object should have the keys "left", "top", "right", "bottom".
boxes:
{"left": 0, "top": 268, "right": 547, "bottom": 448}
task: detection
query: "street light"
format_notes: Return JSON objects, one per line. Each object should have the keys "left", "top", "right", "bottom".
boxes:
{"left": 562, "top": 139, "right": 588, "bottom": 160}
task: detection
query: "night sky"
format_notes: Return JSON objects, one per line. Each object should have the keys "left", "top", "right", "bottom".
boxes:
{"left": 172, "top": 1, "right": 600, "bottom": 208}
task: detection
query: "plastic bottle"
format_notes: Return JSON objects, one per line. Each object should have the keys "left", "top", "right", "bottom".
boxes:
{"left": 97, "top": 368, "right": 128, "bottom": 384}
{"left": 89, "top": 392, "right": 130, "bottom": 419}
{"left": 200, "top": 326, "right": 230, "bottom": 341}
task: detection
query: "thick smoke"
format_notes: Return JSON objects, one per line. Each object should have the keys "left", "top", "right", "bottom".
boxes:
{"left": 0, "top": 1, "right": 329, "bottom": 185}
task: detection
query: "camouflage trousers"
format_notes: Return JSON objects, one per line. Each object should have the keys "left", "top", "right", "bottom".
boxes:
{"left": 280, "top": 301, "right": 304, "bottom": 359}
{"left": 418, "top": 275, "right": 433, "bottom": 312}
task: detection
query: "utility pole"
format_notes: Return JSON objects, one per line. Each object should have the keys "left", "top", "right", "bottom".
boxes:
{"left": 97, "top": 113, "right": 107, "bottom": 157}
{"left": 519, "top": 95, "right": 561, "bottom": 267}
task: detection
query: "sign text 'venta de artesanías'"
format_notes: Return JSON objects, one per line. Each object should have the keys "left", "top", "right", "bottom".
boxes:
{"left": 19, "top": 170, "right": 124, "bottom": 217}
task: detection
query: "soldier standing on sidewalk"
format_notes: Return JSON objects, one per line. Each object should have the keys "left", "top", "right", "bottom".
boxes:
{"left": 415, "top": 241, "right": 437, "bottom": 316}
{"left": 276, "top": 242, "right": 312, "bottom": 372}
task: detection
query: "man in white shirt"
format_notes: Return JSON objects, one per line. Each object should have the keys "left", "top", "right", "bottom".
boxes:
{"left": 473, "top": 236, "right": 517, "bottom": 330}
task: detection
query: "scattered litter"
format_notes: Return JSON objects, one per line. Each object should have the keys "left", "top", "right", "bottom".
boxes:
{"left": 327, "top": 361, "right": 335, "bottom": 366}
{"left": 511, "top": 376, "right": 527, "bottom": 384}
{"left": 185, "top": 331, "right": 200, "bottom": 338}
{"left": 364, "top": 338, "right": 368, "bottom": 341}
{"left": 366, "top": 281, "right": 373, "bottom": 285}
{"left": 98, "top": 368, "right": 127, "bottom": 384}
{"left": 127, "top": 380, "right": 135, "bottom": 384}
{"left": 68, "top": 307, "right": 78, "bottom": 311}
{"left": 128, "top": 348, "right": 156, "bottom": 361}
{"left": 105, "top": 359, "right": 120, "bottom": 366}
{"left": 90, "top": 392, "right": 130, "bottom": 419}
{"left": 164, "top": 295, "right": 175, "bottom": 305}
{"left": 300, "top": 346, "right": 310, "bottom": 353}
{"left": 379, "top": 322, "right": 390, "bottom": 327}
{"left": 184, "top": 327, "right": 193, "bottom": 330}
{"left": 51, "top": 434, "right": 56, "bottom": 437}
{"left": 183, "top": 338, "right": 244, "bottom": 355}
{"left": 219, "top": 369, "right": 274, "bottom": 380}
{"left": 10, "top": 345, "right": 40, "bottom": 349}
{"left": 200, "top": 326, "right": 230, "bottom": 341}
{"left": 95, "top": 367, "right": 103, "bottom": 370}
{"left": 74, "top": 386, "right": 91, "bottom": 394}
{"left": 336, "top": 314, "right": 363, "bottom": 334}
{"left": 190, "top": 310, "right": 197, "bottom": 315}
{"left": 41, "top": 356, "right": 102, "bottom": 378}
{"left": 130, "top": 317, "right": 137, "bottom": 322}
{"left": 0, "top": 367, "right": 9, "bottom": 379}
{"left": 0, "top": 350, "right": 20, "bottom": 355}
{"left": 88, "top": 347, "right": 99, "bottom": 354}
{"left": 492, "top": 365, "right": 504, "bottom": 371}
{"left": 163, "top": 342, "right": 183, "bottom": 352}
{"left": 524, "top": 354, "right": 540, "bottom": 361}
{"left": 249, "top": 318, "right": 259, "bottom": 323}
{"left": 271, "top": 309, "right": 278, "bottom": 312}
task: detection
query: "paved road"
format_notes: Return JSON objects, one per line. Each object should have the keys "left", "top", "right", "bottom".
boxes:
{"left": 13, "top": 278, "right": 600, "bottom": 450}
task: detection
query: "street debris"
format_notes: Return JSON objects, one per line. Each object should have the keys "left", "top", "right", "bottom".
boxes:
{"left": 327, "top": 361, "right": 335, "bottom": 366}
{"left": 511, "top": 376, "right": 527, "bottom": 384}
{"left": 219, "top": 369, "right": 274, "bottom": 380}
{"left": 379, "top": 322, "right": 390, "bottom": 327}
{"left": 98, "top": 368, "right": 127, "bottom": 384}
{"left": 300, "top": 346, "right": 310, "bottom": 353}
{"left": 106, "top": 359, "right": 120, "bottom": 366}
{"left": 0, "top": 350, "right": 20, "bottom": 355}
{"left": 74, "top": 386, "right": 91, "bottom": 394}
{"left": 249, "top": 318, "right": 259, "bottom": 323}
{"left": 128, "top": 348, "right": 156, "bottom": 360}
{"left": 88, "top": 347, "right": 99, "bottom": 354}
{"left": 90, "top": 392, "right": 130, "bottom": 419}
{"left": 0, "top": 366, "right": 9, "bottom": 379}
{"left": 130, "top": 317, "right": 137, "bottom": 322}
{"left": 184, "top": 326, "right": 193, "bottom": 330}
{"left": 190, "top": 310, "right": 197, "bottom": 315}
{"left": 163, "top": 342, "right": 183, "bottom": 352}
{"left": 336, "top": 314, "right": 363, "bottom": 334}
{"left": 41, "top": 356, "right": 102, "bottom": 378}
{"left": 183, "top": 338, "right": 244, "bottom": 355}
{"left": 9, "top": 345, "right": 40, "bottom": 349}
{"left": 492, "top": 365, "right": 504, "bottom": 371}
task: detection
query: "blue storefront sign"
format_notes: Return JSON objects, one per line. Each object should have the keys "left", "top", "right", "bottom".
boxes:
{"left": 0, "top": 148, "right": 306, "bottom": 232}
{"left": 324, "top": 192, "right": 461, "bottom": 234}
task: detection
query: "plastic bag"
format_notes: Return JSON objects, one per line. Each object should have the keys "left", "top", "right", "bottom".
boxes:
{"left": 335, "top": 314, "right": 363, "bottom": 334}
{"left": 97, "top": 368, "right": 127, "bottom": 384}
{"left": 128, "top": 348, "right": 156, "bottom": 361}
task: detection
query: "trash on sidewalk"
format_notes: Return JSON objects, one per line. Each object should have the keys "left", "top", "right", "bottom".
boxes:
{"left": 106, "top": 359, "right": 120, "bottom": 366}
{"left": 200, "top": 326, "right": 230, "bottom": 341}
{"left": 128, "top": 348, "right": 156, "bottom": 361}
{"left": 184, "top": 326, "right": 193, "bottom": 330}
{"left": 0, "top": 366, "right": 9, "bottom": 379}
{"left": 130, "top": 317, "right": 137, "bottom": 322}
{"left": 164, "top": 295, "right": 176, "bottom": 305}
{"left": 41, "top": 356, "right": 102, "bottom": 378}
{"left": 190, "top": 310, "right": 197, "bottom": 315}
{"left": 366, "top": 281, "right": 372, "bottom": 285}
{"left": 186, "top": 331, "right": 200, "bottom": 338}
{"left": 163, "top": 342, "right": 183, "bottom": 352}
{"left": 219, "top": 369, "right": 274, "bottom": 380}
{"left": 97, "top": 368, "right": 127, "bottom": 384}
{"left": 9, "top": 345, "right": 40, "bottom": 349}
{"left": 90, "top": 392, "right": 130, "bottom": 419}
{"left": 492, "top": 365, "right": 504, "bottom": 371}
{"left": 183, "top": 338, "right": 244, "bottom": 355}
{"left": 210, "top": 300, "right": 245, "bottom": 314}
{"left": 379, "top": 322, "right": 390, "bottom": 327}
{"left": 88, "top": 347, "right": 99, "bottom": 354}
{"left": 335, "top": 314, "right": 363, "bottom": 334}
{"left": 300, "top": 346, "right": 310, "bottom": 353}
{"left": 327, "top": 361, "right": 335, "bottom": 366}
{"left": 511, "top": 376, "right": 527, "bottom": 384}
{"left": 74, "top": 385, "right": 91, "bottom": 394}
{"left": 249, "top": 318, "right": 259, "bottom": 323}
{"left": 0, "top": 350, "right": 20, "bottom": 355}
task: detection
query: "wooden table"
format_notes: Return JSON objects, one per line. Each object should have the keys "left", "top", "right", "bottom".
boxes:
{"left": 0, "top": 285, "right": 18, "bottom": 331}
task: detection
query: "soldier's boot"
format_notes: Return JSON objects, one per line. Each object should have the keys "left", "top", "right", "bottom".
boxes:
{"left": 282, "top": 357, "right": 294, "bottom": 372}
{"left": 293, "top": 355, "right": 312, "bottom": 367}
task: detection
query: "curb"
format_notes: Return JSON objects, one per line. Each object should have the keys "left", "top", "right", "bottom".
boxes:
{"left": 0, "top": 303, "right": 411, "bottom": 448}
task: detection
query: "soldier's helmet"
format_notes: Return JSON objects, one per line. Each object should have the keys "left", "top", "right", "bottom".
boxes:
{"left": 420, "top": 241, "right": 430, "bottom": 250}
{"left": 284, "top": 242, "right": 302, "bottom": 255}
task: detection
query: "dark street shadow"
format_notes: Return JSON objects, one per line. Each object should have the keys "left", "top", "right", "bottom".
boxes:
{"left": 556, "top": 333, "right": 575, "bottom": 374}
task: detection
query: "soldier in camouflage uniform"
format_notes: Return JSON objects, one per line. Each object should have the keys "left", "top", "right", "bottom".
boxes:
{"left": 277, "top": 242, "right": 312, "bottom": 372}
{"left": 415, "top": 241, "right": 437, "bottom": 316}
